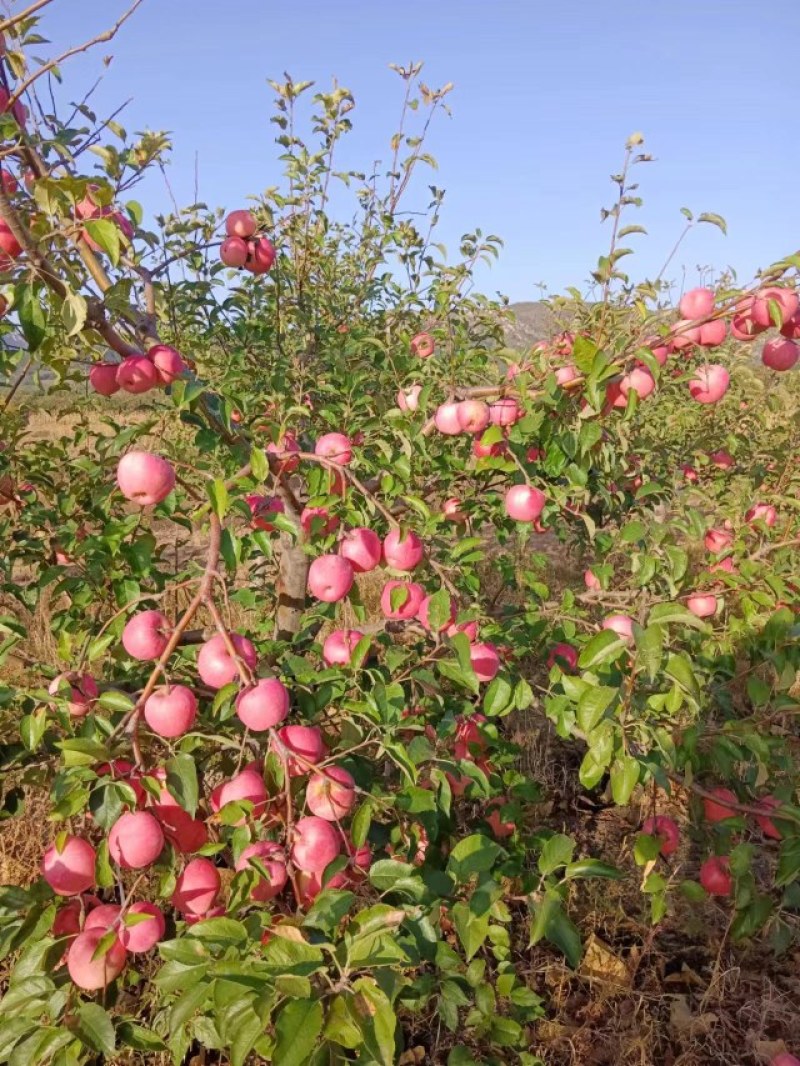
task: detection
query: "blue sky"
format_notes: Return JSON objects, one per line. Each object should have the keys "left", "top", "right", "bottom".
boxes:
{"left": 35, "top": 0, "right": 800, "bottom": 302}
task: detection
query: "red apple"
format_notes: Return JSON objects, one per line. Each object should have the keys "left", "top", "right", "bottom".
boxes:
{"left": 306, "top": 765, "right": 356, "bottom": 820}
{"left": 456, "top": 399, "right": 490, "bottom": 434}
{"left": 235, "top": 677, "right": 289, "bottom": 731}
{"left": 322, "top": 629, "right": 365, "bottom": 666}
{"left": 704, "top": 528, "right": 733, "bottom": 553}
{"left": 300, "top": 505, "right": 339, "bottom": 537}
{"left": 122, "top": 610, "right": 172, "bottom": 661}
{"left": 108, "top": 811, "right": 164, "bottom": 869}
{"left": 197, "top": 632, "right": 257, "bottom": 688}
{"left": 116, "top": 355, "right": 158, "bottom": 393}
{"left": 266, "top": 432, "right": 300, "bottom": 474}
{"left": 244, "top": 236, "right": 275, "bottom": 274}
{"left": 703, "top": 786, "right": 738, "bottom": 823}
{"left": 584, "top": 569, "right": 601, "bottom": 591}
{"left": 315, "top": 432, "right": 352, "bottom": 465}
{"left": 699, "top": 855, "right": 731, "bottom": 896}
{"left": 504, "top": 484, "right": 546, "bottom": 522}
{"left": 89, "top": 362, "right": 120, "bottom": 396}
{"left": 148, "top": 344, "right": 187, "bottom": 384}
{"left": 745, "top": 503, "right": 777, "bottom": 528}
{"left": 220, "top": 236, "right": 249, "bottom": 267}
{"left": 274, "top": 724, "right": 325, "bottom": 776}
{"left": 308, "top": 554, "right": 354, "bottom": 602}
{"left": 688, "top": 365, "right": 730, "bottom": 404}
{"left": 489, "top": 397, "right": 521, "bottom": 426}
{"left": 116, "top": 451, "right": 175, "bottom": 506}
{"left": 340, "top": 527, "right": 382, "bottom": 572}
{"left": 417, "top": 593, "right": 457, "bottom": 633}
{"left": 290, "top": 815, "right": 342, "bottom": 872}
{"left": 383, "top": 528, "right": 424, "bottom": 570}
{"left": 762, "top": 337, "right": 799, "bottom": 372}
{"left": 172, "top": 858, "right": 221, "bottom": 916}
{"left": 246, "top": 494, "right": 284, "bottom": 532}
{"left": 555, "top": 365, "right": 579, "bottom": 387}
{"left": 381, "top": 580, "right": 425, "bottom": 620}
{"left": 751, "top": 286, "right": 799, "bottom": 328}
{"left": 620, "top": 367, "right": 655, "bottom": 402}
{"left": 211, "top": 769, "right": 267, "bottom": 820}
{"left": 119, "top": 901, "right": 165, "bottom": 952}
{"left": 698, "top": 319, "right": 726, "bottom": 347}
{"left": 679, "top": 287, "right": 715, "bottom": 320}
{"left": 434, "top": 402, "right": 462, "bottom": 435}
{"left": 602, "top": 614, "right": 634, "bottom": 640}
{"left": 144, "top": 685, "right": 197, "bottom": 738}
{"left": 686, "top": 594, "right": 718, "bottom": 618}
{"left": 442, "top": 497, "right": 467, "bottom": 522}
{"left": 235, "top": 842, "right": 287, "bottom": 901}
{"left": 755, "top": 795, "right": 784, "bottom": 840}
{"left": 411, "top": 332, "right": 435, "bottom": 358}
{"left": 641, "top": 814, "right": 680, "bottom": 857}
{"left": 470, "top": 642, "right": 500, "bottom": 682}
{"left": 67, "top": 929, "right": 126, "bottom": 989}
{"left": 42, "top": 836, "right": 96, "bottom": 896}
{"left": 547, "top": 643, "right": 578, "bottom": 671}
{"left": 225, "top": 210, "right": 257, "bottom": 239}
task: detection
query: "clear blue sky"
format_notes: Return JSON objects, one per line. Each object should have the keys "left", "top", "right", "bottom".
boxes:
{"left": 34, "top": 0, "right": 800, "bottom": 302}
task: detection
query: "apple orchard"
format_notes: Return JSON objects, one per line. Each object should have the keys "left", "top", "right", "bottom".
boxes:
{"left": 1, "top": 6, "right": 800, "bottom": 1066}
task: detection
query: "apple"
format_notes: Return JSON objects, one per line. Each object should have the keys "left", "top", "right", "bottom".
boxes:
{"left": 116, "top": 451, "right": 175, "bottom": 506}
{"left": 0, "top": 168, "right": 17, "bottom": 195}
{"left": 470, "top": 642, "right": 500, "bottom": 682}
{"left": 212, "top": 768, "right": 267, "bottom": 820}
{"left": 410, "top": 332, "right": 435, "bottom": 358}
{"left": 381, "top": 580, "right": 425, "bottom": 620}
{"left": 274, "top": 724, "right": 326, "bottom": 775}
{"left": 235, "top": 842, "right": 287, "bottom": 901}
{"left": 383, "top": 528, "right": 424, "bottom": 570}
{"left": 456, "top": 400, "right": 490, "bottom": 433}
{"left": 116, "top": 355, "right": 157, "bottom": 393}
{"left": 398, "top": 384, "right": 422, "bottom": 412}
{"left": 708, "top": 449, "right": 733, "bottom": 469}
{"left": 699, "top": 855, "right": 731, "bottom": 896}
{"left": 417, "top": 593, "right": 457, "bottom": 633}
{"left": 266, "top": 432, "right": 300, "bottom": 474}
{"left": 642, "top": 339, "right": 672, "bottom": 366}
{"left": 308, "top": 554, "right": 354, "bottom": 602}
{"left": 148, "top": 344, "right": 187, "bottom": 384}
{"left": 122, "top": 610, "right": 172, "bottom": 661}
{"left": 67, "top": 929, "right": 127, "bottom": 989}
{"left": 704, "top": 528, "right": 733, "bottom": 553}
{"left": 641, "top": 814, "right": 680, "bottom": 857}
{"left": 301, "top": 505, "right": 339, "bottom": 537}
{"left": 454, "top": 714, "right": 487, "bottom": 760}
{"left": 108, "top": 811, "right": 164, "bottom": 869}
{"left": 244, "top": 236, "right": 275, "bottom": 274}
{"left": 42, "top": 836, "right": 96, "bottom": 895}
{"left": 290, "top": 815, "right": 342, "bottom": 872}
{"left": 504, "top": 484, "right": 546, "bottom": 522}
{"left": 746, "top": 503, "right": 777, "bottom": 528}
{"left": 780, "top": 310, "right": 800, "bottom": 340}
{"left": 340, "top": 527, "right": 382, "bottom": 572}
{"left": 489, "top": 397, "right": 521, "bottom": 426}
{"left": 698, "top": 319, "right": 726, "bottom": 347}
{"left": 620, "top": 367, "right": 655, "bottom": 402}
{"left": 322, "top": 629, "right": 364, "bottom": 666}
{"left": 0, "top": 219, "right": 22, "bottom": 261}
{"left": 434, "top": 402, "right": 462, "bottom": 435}
{"left": 197, "top": 632, "right": 257, "bottom": 688}
{"left": 144, "top": 685, "right": 197, "bottom": 738}
{"left": 762, "top": 337, "right": 799, "bottom": 372}
{"left": 83, "top": 903, "right": 121, "bottom": 933}
{"left": 151, "top": 804, "right": 208, "bottom": 854}
{"left": 547, "top": 643, "right": 578, "bottom": 671}
{"left": 710, "top": 556, "right": 736, "bottom": 575}
{"left": 221, "top": 236, "right": 249, "bottom": 267}
{"left": 688, "top": 365, "right": 730, "bottom": 404}
{"left": 686, "top": 594, "right": 718, "bottom": 618}
{"left": 755, "top": 795, "right": 784, "bottom": 840}
{"left": 751, "top": 286, "right": 799, "bottom": 328}
{"left": 447, "top": 619, "right": 479, "bottom": 642}
{"left": 48, "top": 673, "right": 98, "bottom": 718}
{"left": 315, "top": 431, "right": 352, "bottom": 465}
{"left": 235, "top": 676, "right": 289, "bottom": 730}
{"left": 52, "top": 900, "right": 83, "bottom": 941}
{"left": 771, "top": 1055, "right": 800, "bottom": 1066}
{"left": 473, "top": 435, "right": 507, "bottom": 459}
{"left": 119, "top": 901, "right": 165, "bottom": 952}
{"left": 89, "top": 362, "right": 120, "bottom": 396}
{"left": 703, "top": 786, "right": 738, "bottom": 823}
{"left": 442, "top": 497, "right": 467, "bottom": 522}
{"left": 602, "top": 614, "right": 634, "bottom": 640}
{"left": 225, "top": 209, "right": 257, "bottom": 238}
{"left": 306, "top": 765, "right": 356, "bottom": 820}
{"left": 555, "top": 365, "right": 579, "bottom": 387}
{"left": 486, "top": 797, "right": 514, "bottom": 838}
{"left": 172, "top": 857, "right": 221, "bottom": 916}
{"left": 679, "top": 287, "right": 715, "bottom": 320}
{"left": 246, "top": 494, "right": 284, "bottom": 532}
{"left": 584, "top": 569, "right": 601, "bottom": 591}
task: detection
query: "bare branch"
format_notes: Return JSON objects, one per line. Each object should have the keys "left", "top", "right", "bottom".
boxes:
{"left": 0, "top": 0, "right": 55, "bottom": 34}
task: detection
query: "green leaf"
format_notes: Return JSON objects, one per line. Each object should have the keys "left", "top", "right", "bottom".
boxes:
{"left": 648, "top": 602, "right": 708, "bottom": 631}
{"left": 448, "top": 1048, "right": 480, "bottom": 1066}
{"left": 776, "top": 837, "right": 800, "bottom": 887}
{"left": 529, "top": 888, "right": 582, "bottom": 966}
{"left": 538, "top": 833, "right": 575, "bottom": 875}
{"left": 576, "top": 686, "right": 616, "bottom": 733}
{"left": 74, "top": 1002, "right": 115, "bottom": 1057}
{"left": 84, "top": 218, "right": 121, "bottom": 263}
{"left": 250, "top": 445, "right": 268, "bottom": 481}
{"left": 207, "top": 479, "right": 229, "bottom": 520}
{"left": 15, "top": 284, "right": 46, "bottom": 351}
{"left": 165, "top": 753, "right": 199, "bottom": 817}
{"left": 578, "top": 630, "right": 628, "bottom": 669}
{"left": 61, "top": 289, "right": 88, "bottom": 337}
{"left": 483, "top": 675, "right": 513, "bottom": 717}
{"left": 635, "top": 624, "right": 663, "bottom": 681}
{"left": 451, "top": 900, "right": 490, "bottom": 961}
{"left": 579, "top": 723, "right": 614, "bottom": 789}
{"left": 447, "top": 834, "right": 503, "bottom": 883}
{"left": 273, "top": 999, "right": 323, "bottom": 1066}
{"left": 610, "top": 755, "right": 640, "bottom": 805}
{"left": 697, "top": 211, "right": 727, "bottom": 235}
{"left": 564, "top": 859, "right": 624, "bottom": 881}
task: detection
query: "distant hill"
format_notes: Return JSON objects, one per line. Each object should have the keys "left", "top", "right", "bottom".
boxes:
{"left": 504, "top": 302, "right": 560, "bottom": 349}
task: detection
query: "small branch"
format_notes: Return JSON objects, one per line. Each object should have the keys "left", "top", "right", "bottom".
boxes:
{"left": 0, "top": 0, "right": 55, "bottom": 33}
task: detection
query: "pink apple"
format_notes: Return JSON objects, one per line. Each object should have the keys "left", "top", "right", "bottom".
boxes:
{"left": 48, "top": 673, "right": 98, "bottom": 718}
{"left": 244, "top": 236, "right": 275, "bottom": 274}
{"left": 489, "top": 397, "right": 521, "bottom": 426}
{"left": 322, "top": 629, "right": 364, "bottom": 666}
{"left": 505, "top": 484, "right": 546, "bottom": 522}
{"left": 89, "top": 362, "right": 120, "bottom": 396}
{"left": 122, "top": 610, "right": 172, "bottom": 661}
{"left": 686, "top": 594, "right": 718, "bottom": 618}
{"left": 620, "top": 367, "right": 655, "bottom": 401}
{"left": 0, "top": 218, "right": 22, "bottom": 261}
{"left": 220, "top": 235, "right": 248, "bottom": 267}
{"left": 151, "top": 804, "right": 208, "bottom": 854}
{"left": 290, "top": 815, "right": 342, "bottom": 872}
{"left": 418, "top": 593, "right": 457, "bottom": 633}
{"left": 699, "top": 855, "right": 731, "bottom": 896}
{"left": 780, "top": 310, "right": 800, "bottom": 340}
{"left": 148, "top": 344, "right": 187, "bottom": 384}
{"left": 308, "top": 554, "right": 354, "bottom": 602}
{"left": 108, "top": 811, "right": 164, "bottom": 869}
{"left": 710, "top": 556, "right": 736, "bottom": 575}
{"left": 315, "top": 432, "right": 352, "bottom": 465}
{"left": 703, "top": 787, "right": 738, "bottom": 823}
{"left": 411, "top": 332, "right": 435, "bottom": 358}
{"left": 435, "top": 402, "right": 462, "bottom": 435}
{"left": 246, "top": 494, "right": 284, "bottom": 532}
{"left": 212, "top": 769, "right": 267, "bottom": 819}
{"left": 671, "top": 321, "right": 702, "bottom": 350}
{"left": 454, "top": 714, "right": 487, "bottom": 760}
{"left": 745, "top": 503, "right": 777, "bottom": 528}
{"left": 704, "top": 528, "right": 733, "bottom": 553}
{"left": 547, "top": 643, "right": 578, "bottom": 671}
{"left": 235, "top": 842, "right": 287, "bottom": 901}
{"left": 52, "top": 900, "right": 82, "bottom": 941}
{"left": 456, "top": 400, "right": 491, "bottom": 434}
{"left": 42, "top": 836, "right": 96, "bottom": 896}
{"left": 641, "top": 814, "right": 680, "bottom": 857}
{"left": 555, "top": 365, "right": 579, "bottom": 387}
{"left": 470, "top": 641, "right": 500, "bottom": 682}
{"left": 771, "top": 1055, "right": 800, "bottom": 1066}
{"left": 397, "top": 384, "right": 423, "bottom": 412}
{"left": 381, "top": 580, "right": 425, "bottom": 620}
{"left": 602, "top": 614, "right": 634, "bottom": 640}
{"left": 688, "top": 365, "right": 730, "bottom": 404}
{"left": 762, "top": 337, "right": 799, "bottom": 372}
{"left": 679, "top": 287, "right": 715, "bottom": 320}
{"left": 266, "top": 432, "right": 300, "bottom": 474}
{"left": 486, "top": 797, "right": 514, "bottom": 838}
{"left": 643, "top": 339, "right": 671, "bottom": 366}
{"left": 698, "top": 319, "right": 726, "bottom": 347}
{"left": 708, "top": 449, "right": 733, "bottom": 469}
{"left": 144, "top": 685, "right": 197, "bottom": 737}
{"left": 584, "top": 569, "right": 601, "bottom": 591}
{"left": 680, "top": 464, "right": 699, "bottom": 482}
{"left": 306, "top": 765, "right": 356, "bottom": 820}
{"left": 197, "top": 632, "right": 257, "bottom": 688}
{"left": 751, "top": 286, "right": 799, "bottom": 328}
{"left": 119, "top": 901, "right": 165, "bottom": 952}
{"left": 67, "top": 929, "right": 127, "bottom": 989}
{"left": 447, "top": 619, "right": 479, "bottom": 642}
{"left": 442, "top": 497, "right": 467, "bottom": 522}
{"left": 172, "top": 858, "right": 221, "bottom": 916}
{"left": 83, "top": 903, "right": 121, "bottom": 933}
{"left": 301, "top": 506, "right": 339, "bottom": 537}
{"left": 116, "top": 451, "right": 175, "bottom": 506}
{"left": 383, "top": 528, "right": 424, "bottom": 570}
{"left": 730, "top": 312, "right": 765, "bottom": 341}
{"left": 274, "top": 724, "right": 326, "bottom": 775}
{"left": 225, "top": 209, "right": 257, "bottom": 238}
{"left": 235, "top": 677, "right": 289, "bottom": 731}
{"left": 340, "top": 527, "right": 382, "bottom": 572}
{"left": 473, "top": 436, "right": 507, "bottom": 459}
{"left": 116, "top": 355, "right": 158, "bottom": 394}
{"left": 755, "top": 796, "right": 784, "bottom": 841}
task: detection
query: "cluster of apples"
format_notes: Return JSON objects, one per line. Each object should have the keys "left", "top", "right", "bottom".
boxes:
{"left": 75, "top": 186, "right": 134, "bottom": 254}
{"left": 642, "top": 784, "right": 786, "bottom": 901}
{"left": 219, "top": 209, "right": 275, "bottom": 274}
{"left": 88, "top": 343, "right": 188, "bottom": 397}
